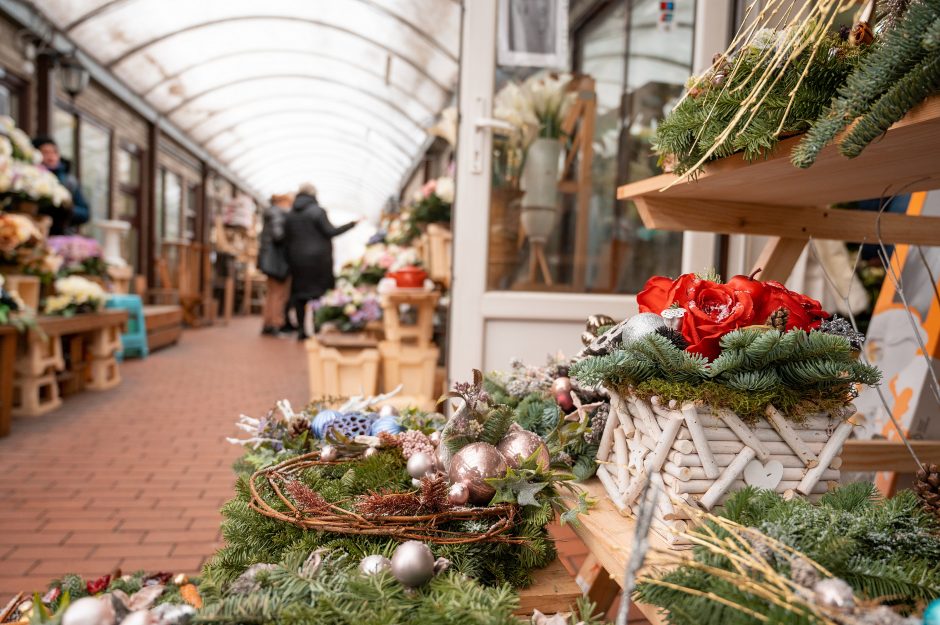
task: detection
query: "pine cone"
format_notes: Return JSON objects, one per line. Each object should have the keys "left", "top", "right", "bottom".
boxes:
{"left": 915, "top": 463, "right": 940, "bottom": 517}
{"left": 766, "top": 307, "right": 789, "bottom": 332}
{"left": 288, "top": 416, "right": 310, "bottom": 438}
{"left": 585, "top": 404, "right": 610, "bottom": 446}
{"left": 655, "top": 326, "right": 689, "bottom": 350}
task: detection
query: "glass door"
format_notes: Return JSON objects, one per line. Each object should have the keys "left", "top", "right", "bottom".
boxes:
{"left": 450, "top": 0, "right": 725, "bottom": 377}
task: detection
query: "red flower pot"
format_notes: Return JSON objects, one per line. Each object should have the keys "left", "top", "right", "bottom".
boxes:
{"left": 389, "top": 266, "right": 427, "bottom": 289}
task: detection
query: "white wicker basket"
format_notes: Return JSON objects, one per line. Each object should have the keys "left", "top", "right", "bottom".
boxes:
{"left": 595, "top": 389, "right": 856, "bottom": 546}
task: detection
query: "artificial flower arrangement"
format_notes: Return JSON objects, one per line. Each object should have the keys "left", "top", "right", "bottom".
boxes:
{"left": 0, "top": 117, "right": 71, "bottom": 207}
{"left": 407, "top": 175, "right": 454, "bottom": 230}
{"left": 493, "top": 72, "right": 576, "bottom": 187}
{"left": 311, "top": 280, "right": 382, "bottom": 333}
{"left": 48, "top": 235, "right": 108, "bottom": 277}
{"left": 0, "top": 211, "right": 63, "bottom": 284}
{"left": 43, "top": 274, "right": 108, "bottom": 316}
{"left": 571, "top": 271, "right": 881, "bottom": 544}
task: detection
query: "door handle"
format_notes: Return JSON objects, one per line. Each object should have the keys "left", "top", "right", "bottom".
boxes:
{"left": 470, "top": 97, "right": 513, "bottom": 174}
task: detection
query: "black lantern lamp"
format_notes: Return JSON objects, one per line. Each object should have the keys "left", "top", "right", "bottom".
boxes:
{"left": 57, "top": 53, "right": 89, "bottom": 99}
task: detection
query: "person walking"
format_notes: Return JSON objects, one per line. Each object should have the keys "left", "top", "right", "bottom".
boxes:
{"left": 32, "top": 136, "right": 91, "bottom": 234}
{"left": 283, "top": 183, "right": 357, "bottom": 340}
{"left": 258, "top": 193, "right": 293, "bottom": 336}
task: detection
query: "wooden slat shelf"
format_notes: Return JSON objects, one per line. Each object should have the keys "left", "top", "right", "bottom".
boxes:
{"left": 842, "top": 439, "right": 940, "bottom": 472}
{"left": 616, "top": 96, "right": 940, "bottom": 246}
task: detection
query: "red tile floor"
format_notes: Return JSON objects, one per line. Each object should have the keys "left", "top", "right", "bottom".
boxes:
{"left": 0, "top": 317, "right": 647, "bottom": 620}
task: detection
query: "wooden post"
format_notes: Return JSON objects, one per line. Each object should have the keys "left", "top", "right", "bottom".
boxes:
{"left": 752, "top": 236, "right": 807, "bottom": 283}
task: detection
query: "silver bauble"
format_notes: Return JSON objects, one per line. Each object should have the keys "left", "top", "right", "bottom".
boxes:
{"left": 390, "top": 540, "right": 436, "bottom": 587}
{"left": 319, "top": 445, "right": 338, "bottom": 462}
{"left": 62, "top": 597, "right": 115, "bottom": 625}
{"left": 813, "top": 578, "right": 855, "bottom": 609}
{"left": 496, "top": 430, "right": 550, "bottom": 470}
{"left": 428, "top": 431, "right": 441, "bottom": 446}
{"left": 621, "top": 312, "right": 666, "bottom": 344}
{"left": 359, "top": 554, "right": 392, "bottom": 576}
{"left": 447, "top": 481, "right": 470, "bottom": 506}
{"left": 447, "top": 442, "right": 508, "bottom": 505}
{"left": 378, "top": 405, "right": 399, "bottom": 418}
{"left": 407, "top": 452, "right": 435, "bottom": 479}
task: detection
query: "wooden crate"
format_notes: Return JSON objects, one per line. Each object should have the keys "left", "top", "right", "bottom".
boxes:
{"left": 307, "top": 337, "right": 380, "bottom": 400}
{"left": 425, "top": 224, "right": 452, "bottom": 287}
{"left": 2, "top": 274, "right": 40, "bottom": 310}
{"left": 144, "top": 305, "right": 184, "bottom": 352}
{"left": 378, "top": 341, "right": 438, "bottom": 407}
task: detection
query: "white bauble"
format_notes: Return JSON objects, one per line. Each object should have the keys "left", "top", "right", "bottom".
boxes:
{"left": 621, "top": 313, "right": 666, "bottom": 344}
{"left": 61, "top": 597, "right": 115, "bottom": 625}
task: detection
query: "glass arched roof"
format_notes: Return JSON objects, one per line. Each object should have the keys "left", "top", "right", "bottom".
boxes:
{"left": 42, "top": 0, "right": 460, "bottom": 217}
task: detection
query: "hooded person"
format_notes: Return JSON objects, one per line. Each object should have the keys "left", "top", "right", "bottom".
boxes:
{"left": 283, "top": 183, "right": 358, "bottom": 340}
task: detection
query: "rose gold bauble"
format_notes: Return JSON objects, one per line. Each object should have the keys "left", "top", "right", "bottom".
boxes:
{"left": 551, "top": 377, "right": 574, "bottom": 411}
{"left": 496, "top": 430, "right": 550, "bottom": 470}
{"left": 447, "top": 481, "right": 470, "bottom": 506}
{"left": 447, "top": 442, "right": 508, "bottom": 505}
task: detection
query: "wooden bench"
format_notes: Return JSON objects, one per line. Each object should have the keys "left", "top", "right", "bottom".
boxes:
{"left": 144, "top": 305, "right": 184, "bottom": 352}
{"left": 516, "top": 557, "right": 583, "bottom": 616}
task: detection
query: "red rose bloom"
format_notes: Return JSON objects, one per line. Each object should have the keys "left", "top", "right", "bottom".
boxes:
{"left": 757, "top": 281, "right": 828, "bottom": 330}
{"left": 86, "top": 574, "right": 111, "bottom": 595}
{"left": 638, "top": 274, "right": 758, "bottom": 359}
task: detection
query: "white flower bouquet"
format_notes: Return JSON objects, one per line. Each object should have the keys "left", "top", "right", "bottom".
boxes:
{"left": 43, "top": 275, "right": 108, "bottom": 316}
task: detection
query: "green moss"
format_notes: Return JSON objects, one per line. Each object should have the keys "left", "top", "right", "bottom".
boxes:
{"left": 628, "top": 379, "right": 853, "bottom": 423}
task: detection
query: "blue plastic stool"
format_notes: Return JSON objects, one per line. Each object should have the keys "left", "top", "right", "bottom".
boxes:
{"left": 105, "top": 294, "right": 149, "bottom": 360}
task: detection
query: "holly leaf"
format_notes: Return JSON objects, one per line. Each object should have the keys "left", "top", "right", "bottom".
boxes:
{"left": 516, "top": 481, "right": 549, "bottom": 507}
{"left": 560, "top": 491, "right": 592, "bottom": 525}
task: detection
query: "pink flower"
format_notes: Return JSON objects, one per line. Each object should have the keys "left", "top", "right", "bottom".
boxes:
{"left": 421, "top": 179, "right": 437, "bottom": 198}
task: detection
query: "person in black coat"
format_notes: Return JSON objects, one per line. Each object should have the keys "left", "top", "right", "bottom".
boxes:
{"left": 284, "top": 183, "right": 358, "bottom": 340}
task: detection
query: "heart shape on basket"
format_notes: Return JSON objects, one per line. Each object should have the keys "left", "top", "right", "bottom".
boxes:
{"left": 743, "top": 459, "right": 784, "bottom": 490}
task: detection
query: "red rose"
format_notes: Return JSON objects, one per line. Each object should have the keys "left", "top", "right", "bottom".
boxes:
{"left": 758, "top": 281, "right": 828, "bottom": 330}
{"left": 682, "top": 280, "right": 759, "bottom": 359}
{"left": 637, "top": 273, "right": 698, "bottom": 314}
{"left": 639, "top": 273, "right": 759, "bottom": 359}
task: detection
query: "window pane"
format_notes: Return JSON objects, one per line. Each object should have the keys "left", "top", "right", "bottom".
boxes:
{"left": 79, "top": 121, "right": 112, "bottom": 222}
{"left": 53, "top": 108, "right": 76, "bottom": 163}
{"left": 0, "top": 84, "right": 19, "bottom": 124}
{"left": 163, "top": 170, "right": 182, "bottom": 241}
{"left": 186, "top": 185, "right": 199, "bottom": 241}
{"left": 117, "top": 148, "right": 140, "bottom": 186}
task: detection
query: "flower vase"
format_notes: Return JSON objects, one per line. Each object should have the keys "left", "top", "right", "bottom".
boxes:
{"left": 96, "top": 219, "right": 131, "bottom": 268}
{"left": 0, "top": 272, "right": 40, "bottom": 310}
{"left": 520, "top": 138, "right": 562, "bottom": 243}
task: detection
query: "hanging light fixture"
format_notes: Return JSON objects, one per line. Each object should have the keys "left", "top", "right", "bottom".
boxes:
{"left": 57, "top": 53, "right": 89, "bottom": 99}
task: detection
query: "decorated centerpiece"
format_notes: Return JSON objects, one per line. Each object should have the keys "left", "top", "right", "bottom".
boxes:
{"left": 571, "top": 271, "right": 880, "bottom": 544}
{"left": 338, "top": 243, "right": 422, "bottom": 287}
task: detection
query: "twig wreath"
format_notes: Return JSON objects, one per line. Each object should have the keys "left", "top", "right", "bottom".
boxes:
{"left": 248, "top": 450, "right": 523, "bottom": 545}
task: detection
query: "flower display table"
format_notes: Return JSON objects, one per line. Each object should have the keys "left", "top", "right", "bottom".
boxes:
{"left": 13, "top": 310, "right": 128, "bottom": 417}
{"left": 0, "top": 325, "right": 15, "bottom": 436}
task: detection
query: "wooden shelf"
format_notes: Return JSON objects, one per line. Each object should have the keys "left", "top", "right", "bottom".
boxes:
{"left": 563, "top": 479, "right": 686, "bottom": 625}
{"left": 842, "top": 439, "right": 940, "bottom": 472}
{"left": 617, "top": 96, "right": 940, "bottom": 247}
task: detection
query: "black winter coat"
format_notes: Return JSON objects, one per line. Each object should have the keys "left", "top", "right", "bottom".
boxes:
{"left": 283, "top": 193, "right": 356, "bottom": 300}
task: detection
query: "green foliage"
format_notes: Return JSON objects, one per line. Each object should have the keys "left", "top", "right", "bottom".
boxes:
{"left": 636, "top": 483, "right": 940, "bottom": 624}
{"left": 206, "top": 448, "right": 557, "bottom": 590}
{"left": 198, "top": 552, "right": 522, "bottom": 625}
{"left": 408, "top": 193, "right": 451, "bottom": 230}
{"left": 793, "top": 0, "right": 940, "bottom": 167}
{"left": 570, "top": 328, "right": 880, "bottom": 421}
{"left": 656, "top": 31, "right": 864, "bottom": 176}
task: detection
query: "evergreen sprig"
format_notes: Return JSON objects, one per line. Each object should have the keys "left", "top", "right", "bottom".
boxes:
{"left": 636, "top": 483, "right": 940, "bottom": 625}
{"left": 570, "top": 328, "right": 880, "bottom": 421}
{"left": 793, "top": 0, "right": 940, "bottom": 167}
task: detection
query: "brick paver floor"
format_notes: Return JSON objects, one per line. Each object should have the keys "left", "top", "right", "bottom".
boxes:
{"left": 0, "top": 317, "right": 309, "bottom": 594}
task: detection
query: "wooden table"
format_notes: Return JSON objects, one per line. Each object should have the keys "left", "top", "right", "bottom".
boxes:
{"left": 13, "top": 310, "right": 128, "bottom": 417}
{"left": 563, "top": 480, "right": 683, "bottom": 625}
{"left": 516, "top": 558, "right": 582, "bottom": 615}
{"left": 0, "top": 325, "right": 16, "bottom": 436}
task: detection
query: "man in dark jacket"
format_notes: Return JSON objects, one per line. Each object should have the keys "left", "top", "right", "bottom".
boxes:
{"left": 284, "top": 183, "right": 358, "bottom": 340}
{"left": 258, "top": 194, "right": 293, "bottom": 336}
{"left": 33, "top": 136, "right": 91, "bottom": 235}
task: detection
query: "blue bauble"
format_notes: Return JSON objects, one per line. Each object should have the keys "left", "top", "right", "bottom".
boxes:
{"left": 370, "top": 415, "right": 404, "bottom": 436}
{"left": 924, "top": 598, "right": 940, "bottom": 625}
{"left": 311, "top": 410, "right": 343, "bottom": 439}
